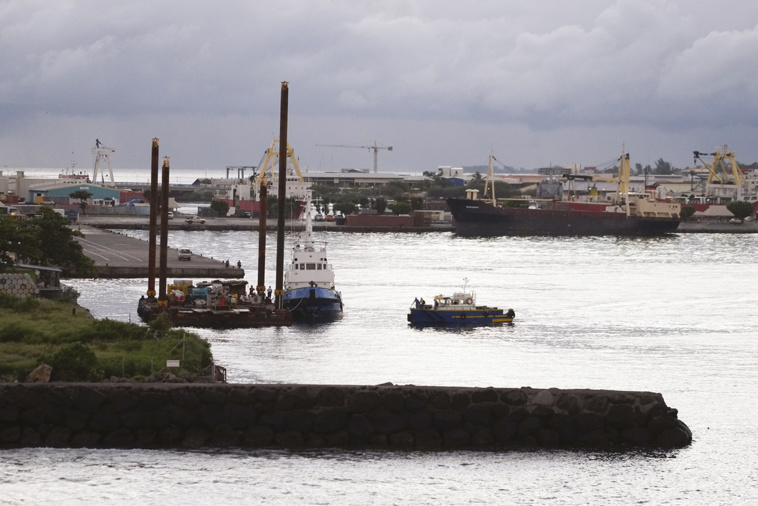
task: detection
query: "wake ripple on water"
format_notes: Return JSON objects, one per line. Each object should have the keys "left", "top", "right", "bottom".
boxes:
{"left": 51, "top": 231, "right": 758, "bottom": 504}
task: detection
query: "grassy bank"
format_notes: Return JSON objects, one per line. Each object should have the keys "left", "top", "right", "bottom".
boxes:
{"left": 0, "top": 294, "right": 212, "bottom": 382}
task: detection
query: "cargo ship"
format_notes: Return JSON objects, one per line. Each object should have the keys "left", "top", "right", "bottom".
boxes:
{"left": 448, "top": 151, "right": 681, "bottom": 237}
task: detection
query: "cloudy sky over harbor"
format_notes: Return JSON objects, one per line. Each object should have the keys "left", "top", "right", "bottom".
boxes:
{"left": 2, "top": 0, "right": 758, "bottom": 174}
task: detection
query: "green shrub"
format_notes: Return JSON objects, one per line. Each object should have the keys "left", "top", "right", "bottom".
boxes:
{"left": 117, "top": 340, "right": 143, "bottom": 352}
{"left": 1, "top": 296, "right": 213, "bottom": 382}
{"left": 680, "top": 205, "right": 696, "bottom": 220}
{"left": 726, "top": 200, "right": 754, "bottom": 222}
{"left": 210, "top": 199, "right": 230, "bottom": 217}
{"left": 0, "top": 322, "right": 42, "bottom": 343}
{"left": 41, "top": 341, "right": 104, "bottom": 382}
{"left": 0, "top": 294, "right": 40, "bottom": 312}
{"left": 148, "top": 314, "right": 173, "bottom": 338}
{"left": 12, "top": 297, "right": 40, "bottom": 313}
{"left": 73, "top": 318, "right": 149, "bottom": 343}
{"left": 388, "top": 202, "right": 412, "bottom": 215}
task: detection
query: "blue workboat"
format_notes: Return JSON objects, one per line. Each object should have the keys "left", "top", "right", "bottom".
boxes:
{"left": 408, "top": 279, "right": 514, "bottom": 327}
{"left": 283, "top": 190, "right": 343, "bottom": 322}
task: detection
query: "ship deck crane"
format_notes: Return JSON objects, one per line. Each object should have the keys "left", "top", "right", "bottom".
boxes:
{"left": 317, "top": 141, "right": 393, "bottom": 173}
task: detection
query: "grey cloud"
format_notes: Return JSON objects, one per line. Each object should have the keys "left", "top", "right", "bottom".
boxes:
{"left": 2, "top": 0, "right": 758, "bottom": 170}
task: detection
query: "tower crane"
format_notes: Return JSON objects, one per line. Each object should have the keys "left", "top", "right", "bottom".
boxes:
{"left": 317, "top": 141, "right": 393, "bottom": 173}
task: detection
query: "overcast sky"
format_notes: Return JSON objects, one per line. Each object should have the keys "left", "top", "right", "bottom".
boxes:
{"left": 2, "top": 0, "right": 758, "bottom": 174}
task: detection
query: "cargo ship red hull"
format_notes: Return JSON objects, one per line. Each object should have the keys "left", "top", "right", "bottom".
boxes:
{"left": 447, "top": 198, "right": 681, "bottom": 237}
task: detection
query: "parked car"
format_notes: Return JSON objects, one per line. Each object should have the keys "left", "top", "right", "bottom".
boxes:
{"left": 185, "top": 216, "right": 206, "bottom": 224}
{"left": 178, "top": 249, "right": 192, "bottom": 261}
{"left": 167, "top": 211, "right": 174, "bottom": 219}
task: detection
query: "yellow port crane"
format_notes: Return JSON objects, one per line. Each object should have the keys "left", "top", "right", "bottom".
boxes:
{"left": 693, "top": 145, "right": 746, "bottom": 186}
{"left": 317, "top": 141, "right": 393, "bottom": 173}
{"left": 255, "top": 138, "right": 304, "bottom": 187}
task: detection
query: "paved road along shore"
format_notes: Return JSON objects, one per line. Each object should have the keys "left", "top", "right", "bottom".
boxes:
{"left": 75, "top": 225, "right": 244, "bottom": 279}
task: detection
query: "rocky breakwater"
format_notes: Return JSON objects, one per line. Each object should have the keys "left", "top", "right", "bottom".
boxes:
{"left": 0, "top": 383, "right": 692, "bottom": 450}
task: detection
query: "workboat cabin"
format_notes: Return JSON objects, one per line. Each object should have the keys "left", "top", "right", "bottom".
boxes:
{"left": 433, "top": 293, "right": 476, "bottom": 309}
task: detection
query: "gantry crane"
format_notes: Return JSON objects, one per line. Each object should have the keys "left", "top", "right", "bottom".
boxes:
{"left": 92, "top": 140, "right": 116, "bottom": 187}
{"left": 256, "top": 138, "right": 304, "bottom": 185}
{"left": 253, "top": 138, "right": 304, "bottom": 199}
{"left": 693, "top": 145, "right": 746, "bottom": 186}
{"left": 317, "top": 141, "right": 393, "bottom": 173}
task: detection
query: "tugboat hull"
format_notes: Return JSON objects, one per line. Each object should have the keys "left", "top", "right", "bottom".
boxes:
{"left": 284, "top": 286, "right": 343, "bottom": 323}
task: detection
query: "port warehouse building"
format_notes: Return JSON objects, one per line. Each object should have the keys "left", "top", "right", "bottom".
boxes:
{"left": 0, "top": 171, "right": 125, "bottom": 204}
{"left": 27, "top": 183, "right": 122, "bottom": 203}
{"left": 0, "top": 172, "right": 154, "bottom": 216}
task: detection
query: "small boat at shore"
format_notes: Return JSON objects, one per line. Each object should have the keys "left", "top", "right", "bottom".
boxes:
{"left": 408, "top": 279, "right": 514, "bottom": 328}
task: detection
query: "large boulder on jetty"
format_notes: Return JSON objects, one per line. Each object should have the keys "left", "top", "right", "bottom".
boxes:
{"left": 25, "top": 364, "right": 52, "bottom": 383}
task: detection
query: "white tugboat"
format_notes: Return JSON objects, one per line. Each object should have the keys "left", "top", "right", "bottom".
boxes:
{"left": 283, "top": 190, "right": 343, "bottom": 322}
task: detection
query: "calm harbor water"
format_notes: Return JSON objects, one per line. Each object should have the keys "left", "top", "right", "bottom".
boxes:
{"left": 3, "top": 231, "right": 758, "bottom": 504}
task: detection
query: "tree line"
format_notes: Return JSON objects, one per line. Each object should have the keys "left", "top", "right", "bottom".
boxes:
{"left": 0, "top": 208, "right": 95, "bottom": 277}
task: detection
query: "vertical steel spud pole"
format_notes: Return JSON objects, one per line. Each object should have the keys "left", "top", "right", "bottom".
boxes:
{"left": 257, "top": 178, "right": 268, "bottom": 297}
{"left": 158, "top": 157, "right": 170, "bottom": 306}
{"left": 147, "top": 138, "right": 159, "bottom": 298}
{"left": 274, "top": 82, "right": 288, "bottom": 309}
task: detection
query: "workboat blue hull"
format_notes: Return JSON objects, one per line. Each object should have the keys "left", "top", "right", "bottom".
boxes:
{"left": 283, "top": 286, "right": 343, "bottom": 322}
{"left": 408, "top": 307, "right": 515, "bottom": 327}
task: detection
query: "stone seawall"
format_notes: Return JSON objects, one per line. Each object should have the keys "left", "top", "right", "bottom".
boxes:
{"left": 0, "top": 383, "right": 692, "bottom": 450}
